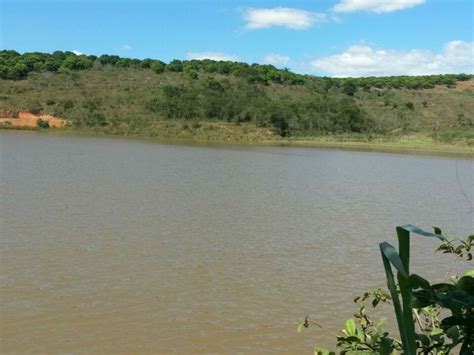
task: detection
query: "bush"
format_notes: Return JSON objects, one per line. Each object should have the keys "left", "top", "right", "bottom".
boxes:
{"left": 8, "top": 63, "right": 29, "bottom": 80}
{"left": 405, "top": 101, "right": 415, "bottom": 110}
{"left": 302, "top": 226, "right": 474, "bottom": 355}
{"left": 166, "top": 59, "right": 183, "bottom": 72}
{"left": 60, "top": 99, "right": 74, "bottom": 110}
{"left": 84, "top": 111, "right": 107, "bottom": 127}
{"left": 28, "top": 100, "right": 43, "bottom": 115}
{"left": 152, "top": 61, "right": 166, "bottom": 74}
{"left": 270, "top": 112, "right": 290, "bottom": 137}
{"left": 342, "top": 80, "right": 357, "bottom": 96}
{"left": 36, "top": 118, "right": 50, "bottom": 128}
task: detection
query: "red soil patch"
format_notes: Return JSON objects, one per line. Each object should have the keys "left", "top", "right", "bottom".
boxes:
{"left": 431, "top": 80, "right": 474, "bottom": 93}
{"left": 454, "top": 80, "right": 474, "bottom": 91}
{"left": 0, "top": 110, "right": 67, "bottom": 128}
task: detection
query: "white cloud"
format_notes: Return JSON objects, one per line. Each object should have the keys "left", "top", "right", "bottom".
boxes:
{"left": 186, "top": 52, "right": 240, "bottom": 61}
{"left": 244, "top": 7, "right": 326, "bottom": 30}
{"left": 263, "top": 53, "right": 291, "bottom": 66}
{"left": 333, "top": 0, "right": 425, "bottom": 13}
{"left": 72, "top": 50, "right": 83, "bottom": 55}
{"left": 312, "top": 41, "right": 474, "bottom": 77}
{"left": 121, "top": 44, "right": 132, "bottom": 51}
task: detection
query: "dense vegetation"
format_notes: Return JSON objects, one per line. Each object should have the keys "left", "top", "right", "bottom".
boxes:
{"left": 1, "top": 50, "right": 473, "bottom": 144}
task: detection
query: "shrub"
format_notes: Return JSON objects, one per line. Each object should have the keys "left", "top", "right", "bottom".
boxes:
{"left": 152, "top": 61, "right": 166, "bottom": 74}
{"left": 60, "top": 99, "right": 74, "bottom": 110}
{"left": 301, "top": 226, "right": 474, "bottom": 355}
{"left": 166, "top": 59, "right": 184, "bottom": 72}
{"left": 342, "top": 80, "right": 357, "bottom": 96}
{"left": 36, "top": 118, "right": 50, "bottom": 128}
{"left": 28, "top": 100, "right": 43, "bottom": 115}
{"left": 7, "top": 63, "right": 29, "bottom": 80}
{"left": 84, "top": 111, "right": 107, "bottom": 127}
{"left": 270, "top": 112, "right": 290, "bottom": 137}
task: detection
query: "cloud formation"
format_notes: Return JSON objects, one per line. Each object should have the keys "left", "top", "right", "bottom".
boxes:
{"left": 186, "top": 51, "right": 239, "bottom": 61}
{"left": 244, "top": 7, "right": 326, "bottom": 30}
{"left": 72, "top": 50, "right": 83, "bottom": 55}
{"left": 263, "top": 53, "right": 291, "bottom": 66}
{"left": 121, "top": 44, "right": 132, "bottom": 51}
{"left": 333, "top": 0, "right": 425, "bottom": 13}
{"left": 312, "top": 41, "right": 474, "bottom": 77}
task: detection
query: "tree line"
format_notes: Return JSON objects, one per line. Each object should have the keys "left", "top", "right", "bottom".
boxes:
{"left": 0, "top": 50, "right": 471, "bottom": 89}
{"left": 0, "top": 50, "right": 304, "bottom": 85}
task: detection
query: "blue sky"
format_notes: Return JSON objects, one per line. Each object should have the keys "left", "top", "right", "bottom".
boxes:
{"left": 1, "top": 0, "right": 473, "bottom": 76}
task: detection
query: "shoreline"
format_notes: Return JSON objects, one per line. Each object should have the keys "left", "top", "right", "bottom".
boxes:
{"left": 1, "top": 126, "right": 472, "bottom": 158}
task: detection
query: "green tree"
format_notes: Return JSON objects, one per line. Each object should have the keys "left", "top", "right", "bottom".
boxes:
{"left": 7, "top": 62, "right": 29, "bottom": 79}
{"left": 152, "top": 60, "right": 166, "bottom": 74}
{"left": 166, "top": 59, "right": 184, "bottom": 72}
{"left": 342, "top": 80, "right": 357, "bottom": 96}
{"left": 98, "top": 54, "right": 120, "bottom": 66}
{"left": 41, "top": 59, "right": 60, "bottom": 72}
{"left": 0, "top": 64, "right": 8, "bottom": 79}
{"left": 60, "top": 55, "right": 93, "bottom": 70}
{"left": 28, "top": 100, "right": 43, "bottom": 115}
{"left": 270, "top": 111, "right": 290, "bottom": 137}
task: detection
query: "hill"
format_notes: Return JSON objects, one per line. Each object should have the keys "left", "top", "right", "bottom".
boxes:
{"left": 0, "top": 50, "right": 473, "bottom": 150}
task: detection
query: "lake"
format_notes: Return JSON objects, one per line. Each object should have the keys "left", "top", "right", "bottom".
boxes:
{"left": 1, "top": 131, "right": 472, "bottom": 353}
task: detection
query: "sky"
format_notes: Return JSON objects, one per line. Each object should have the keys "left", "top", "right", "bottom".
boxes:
{"left": 1, "top": 0, "right": 473, "bottom": 76}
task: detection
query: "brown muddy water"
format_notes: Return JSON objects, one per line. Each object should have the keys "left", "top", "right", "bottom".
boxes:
{"left": 0, "top": 131, "right": 472, "bottom": 354}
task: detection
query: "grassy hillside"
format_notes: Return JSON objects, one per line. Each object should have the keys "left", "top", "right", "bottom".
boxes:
{"left": 0, "top": 50, "right": 473, "bottom": 149}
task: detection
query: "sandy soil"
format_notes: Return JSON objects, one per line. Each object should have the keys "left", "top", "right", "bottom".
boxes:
{"left": 455, "top": 80, "right": 474, "bottom": 91}
{"left": 431, "top": 80, "right": 474, "bottom": 93}
{"left": 0, "top": 111, "right": 66, "bottom": 127}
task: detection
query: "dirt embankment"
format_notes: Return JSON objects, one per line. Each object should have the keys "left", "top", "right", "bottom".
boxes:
{"left": 432, "top": 80, "right": 474, "bottom": 93}
{"left": 0, "top": 110, "right": 67, "bottom": 128}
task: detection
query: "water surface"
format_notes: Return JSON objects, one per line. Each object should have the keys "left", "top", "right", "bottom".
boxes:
{"left": 1, "top": 131, "right": 472, "bottom": 353}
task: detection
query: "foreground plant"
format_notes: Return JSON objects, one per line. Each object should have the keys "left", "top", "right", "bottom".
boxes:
{"left": 299, "top": 226, "right": 474, "bottom": 354}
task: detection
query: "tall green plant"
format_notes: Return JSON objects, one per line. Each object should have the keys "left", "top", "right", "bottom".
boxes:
{"left": 304, "top": 226, "right": 473, "bottom": 354}
{"left": 379, "top": 225, "right": 445, "bottom": 354}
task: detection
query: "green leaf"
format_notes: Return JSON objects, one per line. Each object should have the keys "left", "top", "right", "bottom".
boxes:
{"left": 431, "top": 283, "right": 456, "bottom": 292}
{"left": 438, "top": 290, "right": 474, "bottom": 308}
{"left": 456, "top": 275, "right": 474, "bottom": 295}
{"left": 379, "top": 241, "right": 409, "bottom": 353}
{"left": 464, "top": 269, "right": 474, "bottom": 277}
{"left": 446, "top": 326, "right": 460, "bottom": 341}
{"left": 398, "top": 224, "right": 446, "bottom": 241}
{"left": 409, "top": 274, "right": 431, "bottom": 290}
{"left": 339, "top": 335, "right": 361, "bottom": 343}
{"left": 379, "top": 242, "right": 408, "bottom": 277}
{"left": 379, "top": 337, "right": 395, "bottom": 355}
{"left": 415, "top": 333, "right": 430, "bottom": 346}
{"left": 344, "top": 319, "right": 357, "bottom": 336}
{"left": 410, "top": 295, "right": 433, "bottom": 308}
{"left": 375, "top": 318, "right": 386, "bottom": 334}
{"left": 441, "top": 316, "right": 462, "bottom": 328}
{"left": 431, "top": 327, "right": 443, "bottom": 336}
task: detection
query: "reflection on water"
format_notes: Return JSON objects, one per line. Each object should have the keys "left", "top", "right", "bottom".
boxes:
{"left": 1, "top": 131, "right": 472, "bottom": 353}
